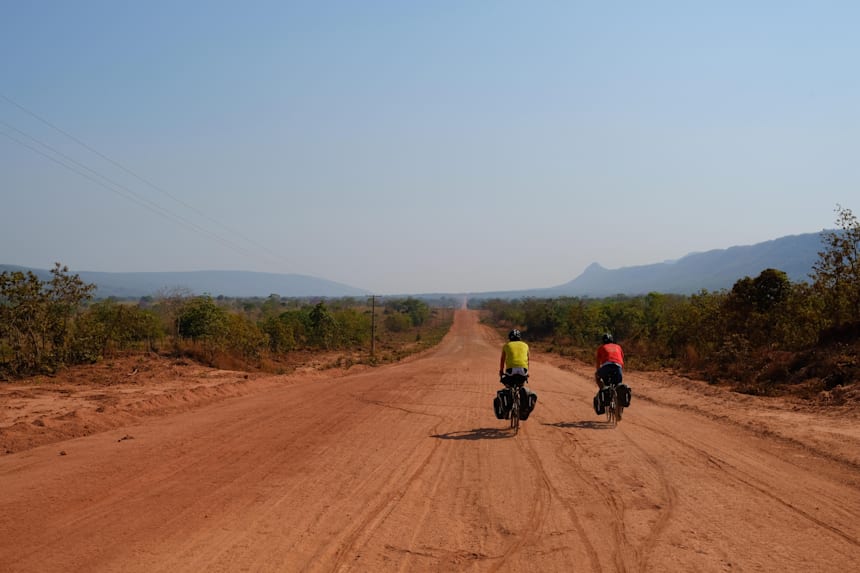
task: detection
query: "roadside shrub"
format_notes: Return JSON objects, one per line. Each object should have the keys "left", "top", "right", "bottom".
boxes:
{"left": 260, "top": 314, "right": 297, "bottom": 353}
{"left": 224, "top": 314, "right": 268, "bottom": 362}
{"left": 178, "top": 296, "right": 228, "bottom": 342}
{"left": 0, "top": 263, "right": 95, "bottom": 377}
{"left": 384, "top": 313, "right": 412, "bottom": 333}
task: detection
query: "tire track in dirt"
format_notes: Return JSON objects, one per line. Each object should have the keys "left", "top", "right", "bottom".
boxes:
{"left": 481, "top": 432, "right": 556, "bottom": 573}
{"left": 546, "top": 423, "right": 637, "bottom": 573}
{"left": 545, "top": 373, "right": 677, "bottom": 571}
{"left": 390, "top": 443, "right": 486, "bottom": 572}
{"left": 614, "top": 424, "right": 679, "bottom": 572}
{"left": 633, "top": 419, "right": 860, "bottom": 548}
{"left": 623, "top": 373, "right": 860, "bottom": 472}
{"left": 323, "top": 441, "right": 444, "bottom": 572}
{"left": 322, "top": 382, "right": 456, "bottom": 572}
{"left": 525, "top": 432, "right": 602, "bottom": 573}
{"left": 536, "top": 380, "right": 677, "bottom": 573}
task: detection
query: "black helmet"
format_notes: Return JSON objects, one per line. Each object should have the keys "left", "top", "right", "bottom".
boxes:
{"left": 602, "top": 333, "right": 614, "bottom": 344}
{"left": 508, "top": 329, "right": 522, "bottom": 341}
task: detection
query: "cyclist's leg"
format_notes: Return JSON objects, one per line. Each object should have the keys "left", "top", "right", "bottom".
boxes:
{"left": 596, "top": 364, "right": 615, "bottom": 403}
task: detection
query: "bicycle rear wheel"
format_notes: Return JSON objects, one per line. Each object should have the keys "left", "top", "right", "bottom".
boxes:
{"left": 606, "top": 387, "right": 619, "bottom": 426}
{"left": 509, "top": 389, "right": 520, "bottom": 433}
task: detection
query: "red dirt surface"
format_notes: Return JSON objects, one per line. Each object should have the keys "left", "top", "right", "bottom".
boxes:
{"left": 2, "top": 310, "right": 859, "bottom": 572}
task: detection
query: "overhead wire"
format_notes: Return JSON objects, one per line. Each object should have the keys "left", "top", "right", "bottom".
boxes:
{"left": 0, "top": 92, "right": 295, "bottom": 271}
{"left": 0, "top": 122, "right": 268, "bottom": 261}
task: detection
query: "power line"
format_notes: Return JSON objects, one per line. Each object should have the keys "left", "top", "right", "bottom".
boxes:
{"left": 2, "top": 119, "right": 191, "bottom": 222}
{"left": 0, "top": 123, "right": 268, "bottom": 261}
{"left": 0, "top": 92, "right": 295, "bottom": 270}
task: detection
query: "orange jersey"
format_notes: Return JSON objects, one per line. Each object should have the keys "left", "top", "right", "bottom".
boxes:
{"left": 596, "top": 343, "right": 624, "bottom": 368}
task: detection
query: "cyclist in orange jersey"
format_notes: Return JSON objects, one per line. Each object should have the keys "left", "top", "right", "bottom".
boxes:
{"left": 595, "top": 332, "right": 624, "bottom": 389}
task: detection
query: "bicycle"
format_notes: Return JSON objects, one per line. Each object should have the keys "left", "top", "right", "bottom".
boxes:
{"left": 500, "top": 374, "right": 528, "bottom": 434}
{"left": 599, "top": 377, "right": 624, "bottom": 426}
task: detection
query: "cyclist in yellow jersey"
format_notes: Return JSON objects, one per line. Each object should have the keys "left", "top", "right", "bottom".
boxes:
{"left": 499, "top": 329, "right": 529, "bottom": 377}
{"left": 494, "top": 329, "right": 537, "bottom": 422}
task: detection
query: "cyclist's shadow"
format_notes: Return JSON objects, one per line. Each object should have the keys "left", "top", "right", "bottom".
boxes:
{"left": 432, "top": 428, "right": 511, "bottom": 440}
{"left": 546, "top": 421, "right": 615, "bottom": 430}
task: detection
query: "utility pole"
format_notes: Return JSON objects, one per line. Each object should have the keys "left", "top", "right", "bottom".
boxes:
{"left": 370, "top": 295, "right": 376, "bottom": 358}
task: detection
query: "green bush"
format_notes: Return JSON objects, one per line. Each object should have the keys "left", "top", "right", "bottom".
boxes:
{"left": 0, "top": 263, "right": 95, "bottom": 377}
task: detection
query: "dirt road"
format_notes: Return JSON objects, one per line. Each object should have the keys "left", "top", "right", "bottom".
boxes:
{"left": 2, "top": 310, "right": 859, "bottom": 572}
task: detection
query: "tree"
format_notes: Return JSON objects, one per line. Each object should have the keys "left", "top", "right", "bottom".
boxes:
{"left": 260, "top": 294, "right": 284, "bottom": 318}
{"left": 45, "top": 263, "right": 96, "bottom": 363}
{"left": 308, "top": 301, "right": 338, "bottom": 349}
{"left": 332, "top": 307, "right": 370, "bottom": 346}
{"left": 0, "top": 270, "right": 46, "bottom": 374}
{"left": 260, "top": 314, "right": 297, "bottom": 353}
{"left": 724, "top": 269, "right": 792, "bottom": 348}
{"left": 729, "top": 269, "right": 792, "bottom": 314}
{"left": 0, "top": 264, "right": 95, "bottom": 376}
{"left": 178, "top": 296, "right": 228, "bottom": 341}
{"left": 84, "top": 299, "right": 163, "bottom": 353}
{"left": 385, "top": 298, "right": 431, "bottom": 327}
{"left": 661, "top": 289, "right": 726, "bottom": 368}
{"left": 522, "top": 298, "right": 564, "bottom": 338}
{"left": 152, "top": 286, "right": 193, "bottom": 347}
{"left": 812, "top": 205, "right": 860, "bottom": 326}
{"left": 384, "top": 312, "right": 412, "bottom": 333}
{"left": 224, "top": 314, "right": 268, "bottom": 361}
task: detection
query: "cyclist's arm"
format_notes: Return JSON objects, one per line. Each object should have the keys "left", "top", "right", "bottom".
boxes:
{"left": 499, "top": 350, "right": 506, "bottom": 375}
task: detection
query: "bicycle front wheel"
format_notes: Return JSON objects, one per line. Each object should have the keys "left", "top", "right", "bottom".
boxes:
{"left": 510, "top": 390, "right": 520, "bottom": 432}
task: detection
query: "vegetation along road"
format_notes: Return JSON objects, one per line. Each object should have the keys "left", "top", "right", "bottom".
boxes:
{"left": 2, "top": 310, "right": 859, "bottom": 572}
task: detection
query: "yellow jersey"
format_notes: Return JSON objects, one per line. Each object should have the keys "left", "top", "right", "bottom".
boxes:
{"left": 503, "top": 340, "right": 529, "bottom": 369}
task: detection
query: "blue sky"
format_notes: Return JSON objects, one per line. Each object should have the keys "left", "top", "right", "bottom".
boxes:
{"left": 2, "top": 1, "right": 857, "bottom": 294}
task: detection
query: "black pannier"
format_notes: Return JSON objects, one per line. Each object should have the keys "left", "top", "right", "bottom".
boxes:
{"left": 617, "top": 384, "right": 632, "bottom": 407}
{"left": 593, "top": 392, "right": 605, "bottom": 415}
{"left": 518, "top": 387, "right": 538, "bottom": 420}
{"left": 601, "top": 387, "right": 613, "bottom": 407}
{"left": 494, "top": 388, "right": 513, "bottom": 419}
{"left": 493, "top": 395, "right": 504, "bottom": 419}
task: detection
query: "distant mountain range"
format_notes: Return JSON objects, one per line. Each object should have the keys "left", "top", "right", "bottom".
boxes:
{"left": 0, "top": 267, "right": 370, "bottom": 299}
{"left": 468, "top": 231, "right": 826, "bottom": 299}
{"left": 1, "top": 231, "right": 828, "bottom": 299}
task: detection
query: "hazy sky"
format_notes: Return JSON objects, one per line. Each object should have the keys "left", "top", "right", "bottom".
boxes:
{"left": 2, "top": 1, "right": 857, "bottom": 294}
